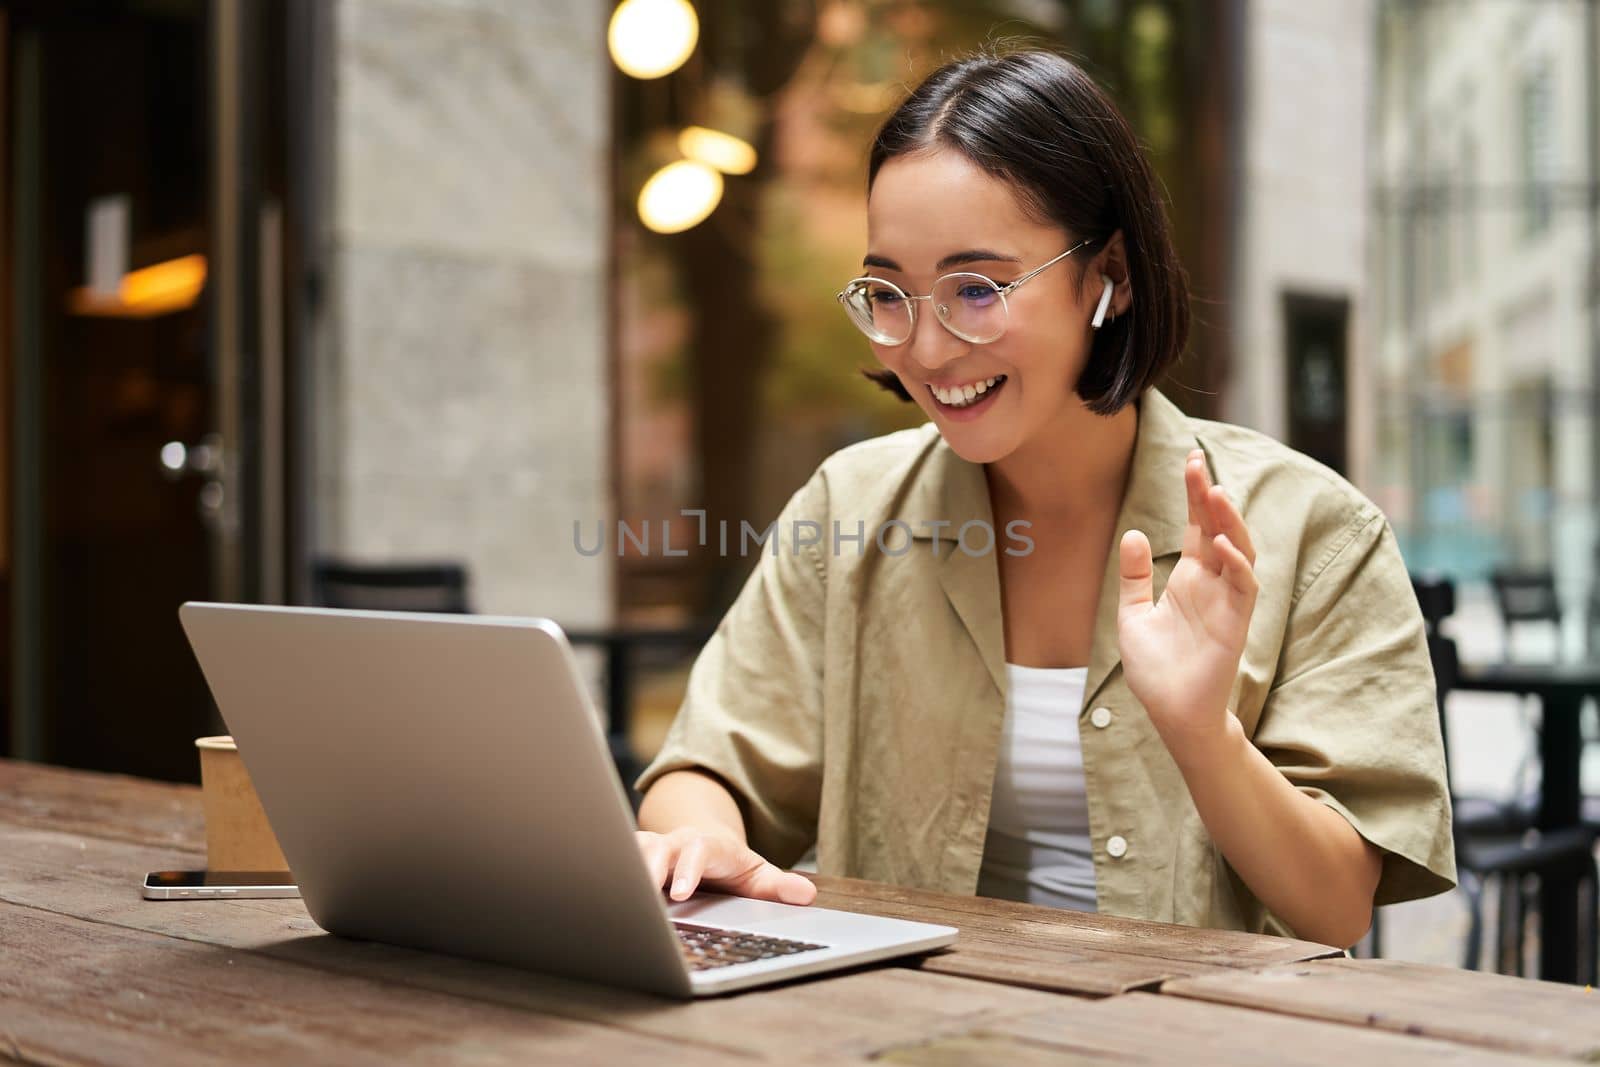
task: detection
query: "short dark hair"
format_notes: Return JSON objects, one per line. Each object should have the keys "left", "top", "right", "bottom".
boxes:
{"left": 860, "top": 47, "right": 1190, "bottom": 416}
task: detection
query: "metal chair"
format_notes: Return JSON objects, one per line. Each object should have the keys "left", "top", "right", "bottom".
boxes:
{"left": 310, "top": 559, "right": 471, "bottom": 614}
{"left": 1413, "top": 576, "right": 1537, "bottom": 837}
{"left": 1487, "top": 566, "right": 1600, "bottom": 839}
{"left": 1585, "top": 557, "right": 1600, "bottom": 833}
{"left": 1589, "top": 540, "right": 1600, "bottom": 658}
{"left": 1433, "top": 630, "right": 1598, "bottom": 978}
{"left": 1397, "top": 575, "right": 1598, "bottom": 980}
{"left": 1489, "top": 568, "right": 1561, "bottom": 660}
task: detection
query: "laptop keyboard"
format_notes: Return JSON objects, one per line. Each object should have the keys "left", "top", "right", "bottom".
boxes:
{"left": 673, "top": 921, "right": 830, "bottom": 971}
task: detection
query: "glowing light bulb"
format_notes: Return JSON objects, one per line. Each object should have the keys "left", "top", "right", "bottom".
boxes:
{"left": 678, "top": 126, "right": 757, "bottom": 175}
{"left": 69, "top": 253, "right": 208, "bottom": 318}
{"left": 637, "top": 160, "right": 723, "bottom": 234}
{"left": 608, "top": 0, "right": 699, "bottom": 80}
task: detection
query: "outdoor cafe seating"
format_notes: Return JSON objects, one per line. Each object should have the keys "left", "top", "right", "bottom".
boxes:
{"left": 1384, "top": 575, "right": 1599, "bottom": 982}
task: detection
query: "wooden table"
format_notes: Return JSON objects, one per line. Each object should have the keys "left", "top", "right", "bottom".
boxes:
{"left": 3, "top": 759, "right": 1596, "bottom": 1065}
{"left": 1455, "top": 659, "right": 1600, "bottom": 983}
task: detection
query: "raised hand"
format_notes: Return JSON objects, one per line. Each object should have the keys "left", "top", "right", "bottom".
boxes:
{"left": 1116, "top": 449, "right": 1258, "bottom": 751}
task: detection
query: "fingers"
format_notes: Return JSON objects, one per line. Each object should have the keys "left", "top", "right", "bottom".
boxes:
{"left": 670, "top": 836, "right": 710, "bottom": 901}
{"left": 1213, "top": 533, "right": 1258, "bottom": 599}
{"left": 1184, "top": 451, "right": 1205, "bottom": 530}
{"left": 1185, "top": 452, "right": 1216, "bottom": 534}
{"left": 1206, "top": 484, "right": 1256, "bottom": 566}
{"left": 1185, "top": 450, "right": 1257, "bottom": 574}
{"left": 1183, "top": 452, "right": 1220, "bottom": 569}
{"left": 637, "top": 827, "right": 708, "bottom": 899}
{"left": 779, "top": 872, "right": 819, "bottom": 905}
{"left": 637, "top": 829, "right": 815, "bottom": 906}
{"left": 744, "top": 864, "right": 819, "bottom": 906}
{"left": 1118, "top": 529, "right": 1154, "bottom": 617}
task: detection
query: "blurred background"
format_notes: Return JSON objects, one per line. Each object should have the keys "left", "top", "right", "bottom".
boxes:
{"left": 0, "top": 0, "right": 1596, "bottom": 976}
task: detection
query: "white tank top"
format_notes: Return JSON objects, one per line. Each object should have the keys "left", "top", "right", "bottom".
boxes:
{"left": 977, "top": 662, "right": 1098, "bottom": 912}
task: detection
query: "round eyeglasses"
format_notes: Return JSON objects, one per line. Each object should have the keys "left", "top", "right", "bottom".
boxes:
{"left": 836, "top": 238, "right": 1093, "bottom": 346}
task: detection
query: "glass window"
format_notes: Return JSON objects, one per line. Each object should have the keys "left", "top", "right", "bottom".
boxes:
{"left": 1432, "top": 161, "right": 1451, "bottom": 300}
{"left": 1519, "top": 64, "right": 1556, "bottom": 238}
{"left": 1459, "top": 132, "right": 1477, "bottom": 280}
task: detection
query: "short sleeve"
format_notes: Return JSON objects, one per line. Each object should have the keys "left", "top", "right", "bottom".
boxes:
{"left": 1253, "top": 510, "right": 1457, "bottom": 907}
{"left": 632, "top": 474, "right": 828, "bottom": 868}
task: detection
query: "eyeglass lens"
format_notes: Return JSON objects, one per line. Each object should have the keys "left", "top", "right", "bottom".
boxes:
{"left": 842, "top": 272, "right": 1007, "bottom": 345}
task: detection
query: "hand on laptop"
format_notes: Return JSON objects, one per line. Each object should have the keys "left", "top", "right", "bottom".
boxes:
{"left": 637, "top": 829, "right": 818, "bottom": 906}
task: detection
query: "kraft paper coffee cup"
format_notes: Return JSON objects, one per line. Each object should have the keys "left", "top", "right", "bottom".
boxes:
{"left": 195, "top": 736, "right": 290, "bottom": 872}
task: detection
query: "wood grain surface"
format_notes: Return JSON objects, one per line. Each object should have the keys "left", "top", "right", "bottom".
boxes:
{"left": 2, "top": 757, "right": 1589, "bottom": 1066}
{"left": 1163, "top": 957, "right": 1600, "bottom": 1061}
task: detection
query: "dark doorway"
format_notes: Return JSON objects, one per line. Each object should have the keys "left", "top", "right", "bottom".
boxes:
{"left": 4, "top": 0, "right": 298, "bottom": 781}
{"left": 1283, "top": 292, "right": 1350, "bottom": 476}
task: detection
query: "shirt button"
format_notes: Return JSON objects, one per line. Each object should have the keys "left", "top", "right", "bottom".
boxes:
{"left": 1107, "top": 835, "right": 1128, "bottom": 859}
{"left": 1090, "top": 706, "right": 1113, "bottom": 729}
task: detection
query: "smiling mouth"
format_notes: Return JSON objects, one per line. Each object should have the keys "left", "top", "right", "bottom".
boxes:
{"left": 929, "top": 375, "right": 1007, "bottom": 408}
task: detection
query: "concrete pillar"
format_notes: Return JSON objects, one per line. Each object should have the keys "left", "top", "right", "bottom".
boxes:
{"left": 314, "top": 0, "right": 612, "bottom": 627}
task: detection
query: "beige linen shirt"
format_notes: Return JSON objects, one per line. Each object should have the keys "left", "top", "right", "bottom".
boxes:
{"left": 636, "top": 388, "right": 1457, "bottom": 937}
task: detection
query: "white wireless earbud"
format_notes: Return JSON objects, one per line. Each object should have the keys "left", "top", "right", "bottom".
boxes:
{"left": 1091, "top": 274, "right": 1115, "bottom": 329}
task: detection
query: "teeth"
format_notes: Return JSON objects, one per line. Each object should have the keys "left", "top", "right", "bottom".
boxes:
{"left": 933, "top": 376, "right": 1003, "bottom": 407}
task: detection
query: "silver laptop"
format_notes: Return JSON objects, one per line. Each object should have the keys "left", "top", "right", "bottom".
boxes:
{"left": 177, "top": 603, "right": 956, "bottom": 997}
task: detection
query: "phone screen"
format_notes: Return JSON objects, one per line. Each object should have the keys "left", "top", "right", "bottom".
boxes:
{"left": 145, "top": 870, "right": 295, "bottom": 888}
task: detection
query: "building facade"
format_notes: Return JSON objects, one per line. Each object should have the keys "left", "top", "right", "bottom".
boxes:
{"left": 1369, "top": 0, "right": 1600, "bottom": 649}
{"left": 1229, "top": 0, "right": 1376, "bottom": 490}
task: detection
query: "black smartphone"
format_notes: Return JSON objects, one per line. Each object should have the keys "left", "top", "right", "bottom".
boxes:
{"left": 142, "top": 870, "right": 299, "bottom": 900}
